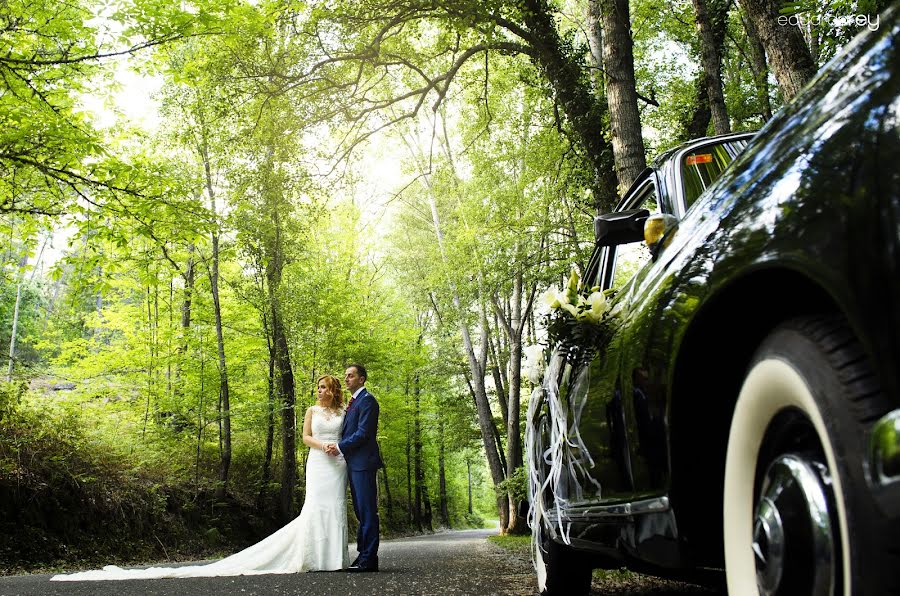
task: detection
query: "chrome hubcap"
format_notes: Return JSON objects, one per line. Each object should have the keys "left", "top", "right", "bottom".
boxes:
{"left": 753, "top": 454, "right": 835, "bottom": 596}
{"left": 753, "top": 496, "right": 785, "bottom": 592}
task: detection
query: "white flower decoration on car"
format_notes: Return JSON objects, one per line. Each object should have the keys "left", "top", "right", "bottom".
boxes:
{"left": 544, "top": 269, "right": 610, "bottom": 323}
{"left": 523, "top": 344, "right": 546, "bottom": 385}
{"left": 580, "top": 291, "right": 607, "bottom": 323}
{"left": 540, "top": 288, "right": 562, "bottom": 309}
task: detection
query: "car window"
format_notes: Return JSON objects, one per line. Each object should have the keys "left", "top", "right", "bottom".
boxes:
{"left": 610, "top": 183, "right": 658, "bottom": 289}
{"left": 681, "top": 139, "right": 749, "bottom": 208}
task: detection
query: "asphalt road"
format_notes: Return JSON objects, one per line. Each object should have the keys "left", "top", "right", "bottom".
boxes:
{"left": 0, "top": 528, "right": 537, "bottom": 596}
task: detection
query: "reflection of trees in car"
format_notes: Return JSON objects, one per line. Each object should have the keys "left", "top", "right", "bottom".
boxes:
{"left": 610, "top": 199, "right": 656, "bottom": 289}
{"left": 528, "top": 14, "right": 900, "bottom": 596}
{"left": 681, "top": 140, "right": 750, "bottom": 208}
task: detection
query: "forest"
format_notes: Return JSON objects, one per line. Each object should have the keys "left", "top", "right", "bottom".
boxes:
{"left": 0, "top": 0, "right": 886, "bottom": 572}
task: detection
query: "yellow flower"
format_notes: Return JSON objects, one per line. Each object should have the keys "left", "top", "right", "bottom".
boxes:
{"left": 580, "top": 291, "right": 607, "bottom": 323}
{"left": 565, "top": 269, "right": 580, "bottom": 303}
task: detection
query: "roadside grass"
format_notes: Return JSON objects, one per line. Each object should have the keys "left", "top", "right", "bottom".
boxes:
{"left": 593, "top": 567, "right": 639, "bottom": 581}
{"left": 487, "top": 535, "right": 641, "bottom": 582}
{"left": 487, "top": 534, "right": 530, "bottom": 553}
{"left": 488, "top": 533, "right": 721, "bottom": 593}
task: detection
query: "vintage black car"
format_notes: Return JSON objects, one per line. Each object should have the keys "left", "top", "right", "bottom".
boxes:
{"left": 527, "top": 8, "right": 900, "bottom": 596}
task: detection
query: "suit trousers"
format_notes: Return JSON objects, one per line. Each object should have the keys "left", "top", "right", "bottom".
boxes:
{"left": 349, "top": 468, "right": 379, "bottom": 563}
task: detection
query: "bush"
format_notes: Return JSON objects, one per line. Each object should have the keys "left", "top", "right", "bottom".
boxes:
{"left": 0, "top": 389, "right": 267, "bottom": 572}
{"left": 495, "top": 465, "right": 528, "bottom": 504}
{"left": 0, "top": 381, "right": 26, "bottom": 422}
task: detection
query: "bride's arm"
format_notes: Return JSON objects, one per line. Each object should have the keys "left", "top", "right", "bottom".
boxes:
{"left": 302, "top": 408, "right": 326, "bottom": 451}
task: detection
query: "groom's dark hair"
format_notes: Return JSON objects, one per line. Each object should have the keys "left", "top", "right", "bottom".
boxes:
{"left": 349, "top": 363, "right": 367, "bottom": 382}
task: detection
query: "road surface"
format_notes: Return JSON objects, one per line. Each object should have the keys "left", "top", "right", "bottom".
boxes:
{"left": 0, "top": 527, "right": 723, "bottom": 595}
{"left": 0, "top": 528, "right": 535, "bottom": 596}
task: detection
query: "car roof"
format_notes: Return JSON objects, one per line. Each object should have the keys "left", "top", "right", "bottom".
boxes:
{"left": 611, "top": 131, "right": 757, "bottom": 214}
{"left": 650, "top": 131, "right": 757, "bottom": 169}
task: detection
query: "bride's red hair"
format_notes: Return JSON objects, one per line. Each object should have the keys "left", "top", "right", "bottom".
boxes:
{"left": 317, "top": 375, "right": 344, "bottom": 409}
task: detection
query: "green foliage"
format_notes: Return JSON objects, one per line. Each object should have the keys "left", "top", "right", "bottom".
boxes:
{"left": 777, "top": 0, "right": 887, "bottom": 66}
{"left": 0, "top": 381, "right": 26, "bottom": 422}
{"left": 4, "top": 0, "right": 876, "bottom": 571}
{"left": 0, "top": 277, "right": 45, "bottom": 369}
{"left": 496, "top": 465, "right": 528, "bottom": 504}
{"left": 0, "top": 385, "right": 279, "bottom": 569}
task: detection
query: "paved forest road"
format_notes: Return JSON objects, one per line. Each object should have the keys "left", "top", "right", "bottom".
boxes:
{"left": 0, "top": 529, "right": 537, "bottom": 596}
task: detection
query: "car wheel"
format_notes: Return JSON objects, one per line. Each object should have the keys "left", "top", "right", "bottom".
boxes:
{"left": 723, "top": 316, "right": 896, "bottom": 595}
{"left": 535, "top": 526, "right": 593, "bottom": 596}
{"left": 530, "top": 411, "right": 592, "bottom": 596}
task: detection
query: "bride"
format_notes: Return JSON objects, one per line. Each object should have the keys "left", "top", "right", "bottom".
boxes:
{"left": 52, "top": 375, "right": 350, "bottom": 581}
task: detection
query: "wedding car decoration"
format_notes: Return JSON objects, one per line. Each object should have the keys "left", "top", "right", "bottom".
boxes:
{"left": 539, "top": 268, "right": 614, "bottom": 348}
{"left": 524, "top": 267, "right": 613, "bottom": 386}
{"left": 524, "top": 268, "right": 615, "bottom": 591}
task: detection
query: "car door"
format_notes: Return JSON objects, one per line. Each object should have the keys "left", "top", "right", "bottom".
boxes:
{"left": 603, "top": 135, "right": 756, "bottom": 499}
{"left": 570, "top": 174, "right": 662, "bottom": 505}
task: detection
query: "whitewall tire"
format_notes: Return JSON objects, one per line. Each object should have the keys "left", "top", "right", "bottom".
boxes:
{"left": 723, "top": 317, "right": 896, "bottom": 596}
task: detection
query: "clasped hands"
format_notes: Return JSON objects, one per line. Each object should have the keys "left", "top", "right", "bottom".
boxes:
{"left": 323, "top": 443, "right": 340, "bottom": 456}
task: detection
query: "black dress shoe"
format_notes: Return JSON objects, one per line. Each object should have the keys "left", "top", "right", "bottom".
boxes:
{"left": 350, "top": 556, "right": 360, "bottom": 567}
{"left": 348, "top": 559, "right": 378, "bottom": 572}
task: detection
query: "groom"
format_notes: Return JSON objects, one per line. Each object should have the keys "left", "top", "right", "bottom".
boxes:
{"left": 325, "top": 364, "right": 382, "bottom": 572}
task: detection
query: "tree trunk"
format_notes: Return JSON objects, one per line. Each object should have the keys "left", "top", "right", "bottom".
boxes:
{"left": 692, "top": 0, "right": 731, "bottom": 134}
{"left": 438, "top": 416, "right": 450, "bottom": 527}
{"left": 272, "top": 305, "right": 296, "bottom": 522}
{"left": 487, "top": 335, "right": 508, "bottom": 429}
{"left": 422, "top": 483, "right": 433, "bottom": 531}
{"left": 265, "top": 208, "right": 297, "bottom": 523}
{"left": 683, "top": 73, "right": 712, "bottom": 140}
{"left": 596, "top": 0, "right": 647, "bottom": 191}
{"left": 803, "top": 18, "right": 818, "bottom": 65}
{"left": 210, "top": 253, "right": 231, "bottom": 500}
{"left": 206, "top": 193, "right": 231, "bottom": 500}
{"left": 740, "top": 5, "right": 773, "bottom": 121}
{"left": 405, "top": 400, "right": 413, "bottom": 525}
{"left": 586, "top": 0, "right": 604, "bottom": 91}
{"left": 143, "top": 286, "right": 154, "bottom": 438}
{"left": 459, "top": 312, "right": 509, "bottom": 530}
{"left": 738, "top": 0, "right": 816, "bottom": 102}
{"left": 467, "top": 457, "right": 473, "bottom": 515}
{"left": 6, "top": 282, "right": 21, "bottom": 381}
{"left": 197, "top": 122, "right": 231, "bottom": 501}
{"left": 519, "top": 0, "right": 619, "bottom": 212}
{"left": 6, "top": 253, "right": 27, "bottom": 381}
{"left": 257, "top": 312, "right": 276, "bottom": 512}
{"left": 381, "top": 465, "right": 394, "bottom": 523}
{"left": 425, "top": 193, "right": 509, "bottom": 529}
{"left": 491, "top": 311, "right": 509, "bottom": 396}
{"left": 167, "top": 278, "right": 173, "bottom": 399}
{"left": 174, "top": 243, "right": 195, "bottom": 398}
{"left": 493, "top": 273, "right": 533, "bottom": 535}
{"left": 195, "top": 331, "right": 206, "bottom": 485}
{"left": 413, "top": 372, "right": 424, "bottom": 531}
{"left": 153, "top": 282, "right": 160, "bottom": 421}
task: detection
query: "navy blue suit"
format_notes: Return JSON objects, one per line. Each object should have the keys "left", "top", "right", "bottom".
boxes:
{"left": 339, "top": 388, "right": 382, "bottom": 566}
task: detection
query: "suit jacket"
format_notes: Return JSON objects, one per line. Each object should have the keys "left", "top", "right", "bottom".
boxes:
{"left": 339, "top": 388, "right": 384, "bottom": 472}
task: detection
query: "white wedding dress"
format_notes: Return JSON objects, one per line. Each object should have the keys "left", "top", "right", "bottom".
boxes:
{"left": 52, "top": 406, "right": 349, "bottom": 581}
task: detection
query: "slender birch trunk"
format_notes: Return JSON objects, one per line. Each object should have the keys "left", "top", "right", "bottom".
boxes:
{"left": 199, "top": 129, "right": 231, "bottom": 500}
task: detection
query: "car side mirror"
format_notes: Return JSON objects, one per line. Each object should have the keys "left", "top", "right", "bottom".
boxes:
{"left": 644, "top": 213, "right": 680, "bottom": 260}
{"left": 594, "top": 209, "right": 650, "bottom": 246}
